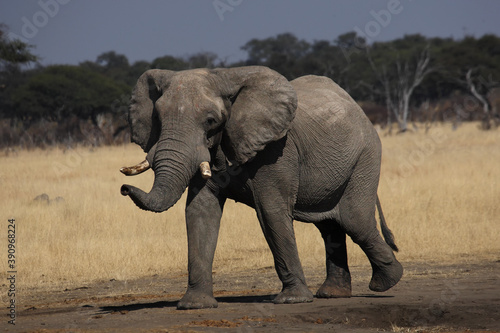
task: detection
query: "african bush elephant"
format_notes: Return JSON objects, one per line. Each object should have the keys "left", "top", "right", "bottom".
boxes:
{"left": 120, "top": 66, "right": 403, "bottom": 310}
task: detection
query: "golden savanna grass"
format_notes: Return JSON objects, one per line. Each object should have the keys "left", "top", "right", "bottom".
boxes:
{"left": 0, "top": 122, "right": 499, "bottom": 293}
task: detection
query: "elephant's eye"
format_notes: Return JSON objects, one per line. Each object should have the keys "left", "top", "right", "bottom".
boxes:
{"left": 206, "top": 116, "right": 218, "bottom": 127}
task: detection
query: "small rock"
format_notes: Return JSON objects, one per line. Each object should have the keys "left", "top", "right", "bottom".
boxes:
{"left": 33, "top": 193, "right": 50, "bottom": 203}
{"left": 33, "top": 194, "right": 65, "bottom": 205}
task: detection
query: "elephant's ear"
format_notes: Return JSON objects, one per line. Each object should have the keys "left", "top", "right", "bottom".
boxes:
{"left": 129, "top": 69, "right": 175, "bottom": 152}
{"left": 214, "top": 66, "right": 297, "bottom": 164}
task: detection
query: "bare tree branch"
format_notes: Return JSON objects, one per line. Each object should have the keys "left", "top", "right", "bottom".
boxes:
{"left": 466, "top": 69, "right": 490, "bottom": 114}
{"left": 366, "top": 45, "right": 434, "bottom": 132}
{"left": 463, "top": 68, "right": 499, "bottom": 129}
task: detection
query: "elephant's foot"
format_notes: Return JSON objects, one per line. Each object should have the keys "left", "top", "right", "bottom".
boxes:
{"left": 177, "top": 291, "right": 218, "bottom": 310}
{"left": 273, "top": 283, "right": 314, "bottom": 304}
{"left": 316, "top": 280, "right": 351, "bottom": 298}
{"left": 316, "top": 269, "right": 352, "bottom": 298}
{"left": 369, "top": 258, "right": 403, "bottom": 292}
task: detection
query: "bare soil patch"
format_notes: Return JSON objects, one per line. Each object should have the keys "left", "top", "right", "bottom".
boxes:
{"left": 7, "top": 261, "right": 500, "bottom": 332}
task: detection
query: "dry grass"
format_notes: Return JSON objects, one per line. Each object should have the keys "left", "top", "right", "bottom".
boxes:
{"left": 0, "top": 122, "right": 499, "bottom": 294}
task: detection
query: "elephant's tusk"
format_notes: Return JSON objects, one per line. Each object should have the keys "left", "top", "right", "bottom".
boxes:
{"left": 199, "top": 161, "right": 212, "bottom": 179}
{"left": 120, "top": 160, "right": 150, "bottom": 176}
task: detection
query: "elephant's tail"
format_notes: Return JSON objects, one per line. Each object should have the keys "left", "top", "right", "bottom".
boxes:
{"left": 376, "top": 195, "right": 399, "bottom": 252}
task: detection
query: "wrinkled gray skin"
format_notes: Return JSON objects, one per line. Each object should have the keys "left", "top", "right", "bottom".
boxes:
{"left": 121, "top": 66, "right": 403, "bottom": 310}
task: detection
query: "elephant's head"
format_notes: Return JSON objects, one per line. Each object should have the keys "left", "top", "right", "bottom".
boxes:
{"left": 120, "top": 66, "right": 297, "bottom": 212}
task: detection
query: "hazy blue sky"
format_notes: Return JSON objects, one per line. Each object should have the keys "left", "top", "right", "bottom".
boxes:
{"left": 1, "top": 0, "right": 499, "bottom": 66}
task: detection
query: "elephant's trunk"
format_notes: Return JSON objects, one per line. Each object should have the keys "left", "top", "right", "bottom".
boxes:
{"left": 121, "top": 135, "right": 200, "bottom": 213}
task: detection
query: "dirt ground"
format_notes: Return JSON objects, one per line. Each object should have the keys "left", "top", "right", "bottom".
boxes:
{"left": 5, "top": 260, "right": 500, "bottom": 332}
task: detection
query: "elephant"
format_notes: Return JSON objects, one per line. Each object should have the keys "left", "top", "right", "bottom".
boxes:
{"left": 120, "top": 66, "right": 403, "bottom": 310}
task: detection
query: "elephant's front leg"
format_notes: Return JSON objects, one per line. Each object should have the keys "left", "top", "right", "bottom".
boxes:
{"left": 177, "top": 179, "right": 225, "bottom": 310}
{"left": 253, "top": 183, "right": 314, "bottom": 304}
{"left": 256, "top": 206, "right": 314, "bottom": 304}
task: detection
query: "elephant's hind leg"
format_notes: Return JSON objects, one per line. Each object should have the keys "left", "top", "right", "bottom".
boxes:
{"left": 315, "top": 221, "right": 352, "bottom": 298}
{"left": 339, "top": 153, "right": 403, "bottom": 292}
{"left": 343, "top": 214, "right": 403, "bottom": 292}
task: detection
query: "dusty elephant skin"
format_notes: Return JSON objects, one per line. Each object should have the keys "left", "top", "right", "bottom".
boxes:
{"left": 120, "top": 66, "right": 403, "bottom": 310}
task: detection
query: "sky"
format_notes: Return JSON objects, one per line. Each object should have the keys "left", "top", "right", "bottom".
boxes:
{"left": 1, "top": 0, "right": 499, "bottom": 66}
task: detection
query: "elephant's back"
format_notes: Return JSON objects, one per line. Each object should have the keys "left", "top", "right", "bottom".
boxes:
{"left": 291, "top": 75, "right": 355, "bottom": 102}
{"left": 290, "top": 74, "right": 376, "bottom": 146}
{"left": 290, "top": 75, "right": 365, "bottom": 124}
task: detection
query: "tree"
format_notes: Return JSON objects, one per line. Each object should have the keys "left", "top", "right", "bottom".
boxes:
{"left": 0, "top": 24, "right": 38, "bottom": 68}
{"left": 299, "top": 40, "right": 351, "bottom": 90}
{"left": 80, "top": 51, "right": 132, "bottom": 86}
{"left": 128, "top": 60, "right": 151, "bottom": 84}
{"left": 96, "top": 51, "right": 129, "bottom": 69}
{"left": 0, "top": 24, "right": 39, "bottom": 119}
{"left": 11, "top": 65, "right": 130, "bottom": 123}
{"left": 366, "top": 36, "right": 434, "bottom": 132}
{"left": 463, "top": 68, "right": 499, "bottom": 129}
{"left": 151, "top": 55, "right": 188, "bottom": 70}
{"left": 440, "top": 35, "right": 500, "bottom": 129}
{"left": 187, "top": 52, "right": 219, "bottom": 69}
{"left": 241, "top": 33, "right": 310, "bottom": 79}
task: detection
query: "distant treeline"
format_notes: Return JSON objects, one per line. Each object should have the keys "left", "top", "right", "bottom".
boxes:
{"left": 1, "top": 27, "right": 499, "bottom": 148}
